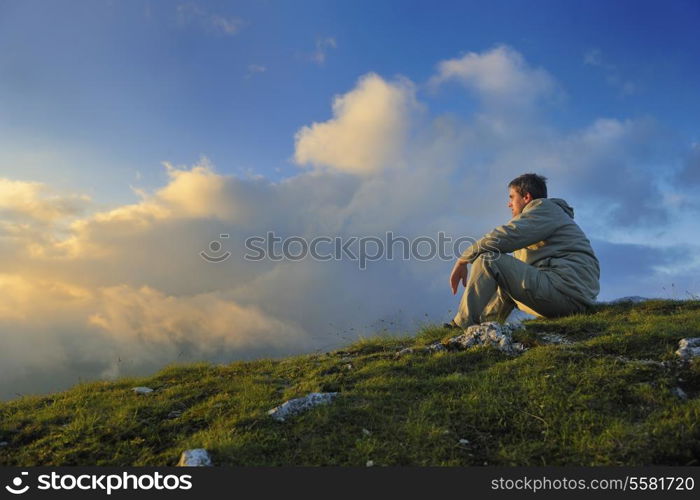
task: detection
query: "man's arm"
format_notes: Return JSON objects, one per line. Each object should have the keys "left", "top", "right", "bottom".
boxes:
{"left": 459, "top": 202, "right": 559, "bottom": 263}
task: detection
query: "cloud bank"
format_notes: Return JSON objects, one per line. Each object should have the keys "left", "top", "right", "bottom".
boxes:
{"left": 1, "top": 46, "right": 697, "bottom": 400}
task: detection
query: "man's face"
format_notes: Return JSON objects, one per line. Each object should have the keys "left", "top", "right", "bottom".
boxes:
{"left": 508, "top": 187, "right": 531, "bottom": 217}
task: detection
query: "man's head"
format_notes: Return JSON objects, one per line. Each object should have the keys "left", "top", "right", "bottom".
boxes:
{"left": 507, "top": 173, "right": 548, "bottom": 217}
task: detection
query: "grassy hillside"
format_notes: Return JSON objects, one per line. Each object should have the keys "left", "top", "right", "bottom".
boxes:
{"left": 1, "top": 299, "right": 699, "bottom": 466}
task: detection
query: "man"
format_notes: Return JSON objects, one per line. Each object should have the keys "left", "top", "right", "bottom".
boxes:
{"left": 448, "top": 173, "right": 599, "bottom": 328}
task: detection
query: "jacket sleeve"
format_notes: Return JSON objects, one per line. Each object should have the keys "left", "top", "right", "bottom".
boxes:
{"left": 459, "top": 203, "right": 560, "bottom": 263}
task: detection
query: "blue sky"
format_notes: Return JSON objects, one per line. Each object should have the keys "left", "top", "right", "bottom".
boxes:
{"left": 1, "top": 0, "right": 700, "bottom": 398}
{"left": 2, "top": 0, "right": 698, "bottom": 201}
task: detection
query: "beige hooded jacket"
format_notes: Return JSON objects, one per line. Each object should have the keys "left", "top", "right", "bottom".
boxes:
{"left": 459, "top": 198, "right": 600, "bottom": 307}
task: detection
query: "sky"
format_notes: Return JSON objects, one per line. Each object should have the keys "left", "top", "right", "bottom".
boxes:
{"left": 1, "top": 0, "right": 699, "bottom": 399}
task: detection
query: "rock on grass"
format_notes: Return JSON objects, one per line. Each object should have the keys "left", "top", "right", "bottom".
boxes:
{"left": 676, "top": 338, "right": 700, "bottom": 361}
{"left": 444, "top": 322, "right": 525, "bottom": 355}
{"left": 132, "top": 387, "right": 154, "bottom": 395}
{"left": 268, "top": 392, "right": 338, "bottom": 422}
{"left": 177, "top": 449, "right": 212, "bottom": 466}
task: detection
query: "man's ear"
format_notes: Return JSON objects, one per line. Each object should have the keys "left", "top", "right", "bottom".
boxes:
{"left": 523, "top": 192, "right": 533, "bottom": 204}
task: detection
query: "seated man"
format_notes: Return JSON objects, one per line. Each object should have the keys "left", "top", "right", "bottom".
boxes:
{"left": 449, "top": 173, "right": 599, "bottom": 328}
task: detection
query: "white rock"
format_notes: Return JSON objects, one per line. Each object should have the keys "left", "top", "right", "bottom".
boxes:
{"left": 132, "top": 386, "right": 154, "bottom": 395}
{"left": 445, "top": 322, "right": 523, "bottom": 355}
{"left": 615, "top": 356, "right": 665, "bottom": 367}
{"left": 177, "top": 448, "right": 212, "bottom": 467}
{"left": 395, "top": 347, "right": 414, "bottom": 358}
{"left": 458, "top": 438, "right": 470, "bottom": 445}
{"left": 396, "top": 342, "right": 447, "bottom": 357}
{"left": 426, "top": 342, "right": 447, "bottom": 353}
{"left": 0, "top": 441, "right": 8, "bottom": 447}
{"left": 268, "top": 392, "right": 338, "bottom": 422}
{"left": 362, "top": 428, "right": 372, "bottom": 436}
{"left": 538, "top": 333, "right": 572, "bottom": 345}
{"left": 512, "top": 342, "right": 527, "bottom": 353}
{"left": 676, "top": 338, "right": 700, "bottom": 361}
{"left": 366, "top": 460, "right": 374, "bottom": 467}
{"left": 672, "top": 387, "right": 688, "bottom": 400}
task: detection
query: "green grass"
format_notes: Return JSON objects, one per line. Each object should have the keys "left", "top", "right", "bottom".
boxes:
{"left": 1, "top": 299, "right": 699, "bottom": 466}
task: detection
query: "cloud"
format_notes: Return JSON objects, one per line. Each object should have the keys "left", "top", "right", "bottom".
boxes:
{"left": 0, "top": 273, "right": 311, "bottom": 399}
{"left": 246, "top": 64, "right": 267, "bottom": 78}
{"left": 583, "top": 48, "right": 604, "bottom": 67}
{"left": 677, "top": 142, "right": 700, "bottom": 185}
{"left": 593, "top": 240, "right": 700, "bottom": 301}
{"left": 0, "top": 178, "right": 91, "bottom": 223}
{"left": 1, "top": 45, "right": 696, "bottom": 400}
{"left": 425, "top": 48, "right": 665, "bottom": 228}
{"left": 310, "top": 37, "right": 337, "bottom": 64}
{"left": 583, "top": 48, "right": 638, "bottom": 96}
{"left": 428, "top": 45, "right": 557, "bottom": 111}
{"left": 537, "top": 117, "right": 669, "bottom": 227}
{"left": 176, "top": 2, "right": 244, "bottom": 36}
{"left": 294, "top": 73, "right": 419, "bottom": 175}
{"left": 0, "top": 273, "right": 92, "bottom": 321}
{"left": 25, "top": 159, "right": 248, "bottom": 259}
{"left": 88, "top": 284, "right": 309, "bottom": 352}
{"left": 209, "top": 15, "right": 243, "bottom": 35}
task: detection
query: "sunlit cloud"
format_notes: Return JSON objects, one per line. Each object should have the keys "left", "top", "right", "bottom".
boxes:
{"left": 0, "top": 178, "right": 91, "bottom": 223}
{"left": 294, "top": 73, "right": 419, "bottom": 175}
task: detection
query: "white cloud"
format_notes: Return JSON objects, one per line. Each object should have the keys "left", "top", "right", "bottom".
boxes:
{"left": 310, "top": 37, "right": 337, "bottom": 64}
{"left": 246, "top": 64, "right": 267, "bottom": 78}
{"left": 583, "top": 48, "right": 638, "bottom": 96}
{"left": 176, "top": 2, "right": 244, "bottom": 36}
{"left": 209, "top": 14, "right": 243, "bottom": 35}
{"left": 546, "top": 117, "right": 665, "bottom": 227}
{"left": 294, "top": 73, "right": 419, "bottom": 175}
{"left": 583, "top": 48, "right": 605, "bottom": 67}
{"left": 677, "top": 142, "right": 700, "bottom": 185}
{"left": 429, "top": 45, "right": 557, "bottom": 110}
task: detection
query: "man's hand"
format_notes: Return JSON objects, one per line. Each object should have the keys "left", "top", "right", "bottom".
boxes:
{"left": 449, "top": 259, "right": 469, "bottom": 295}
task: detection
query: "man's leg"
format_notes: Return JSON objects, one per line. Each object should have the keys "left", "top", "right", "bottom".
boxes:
{"left": 453, "top": 253, "right": 585, "bottom": 328}
{"left": 453, "top": 253, "right": 509, "bottom": 328}
{"left": 481, "top": 287, "right": 516, "bottom": 323}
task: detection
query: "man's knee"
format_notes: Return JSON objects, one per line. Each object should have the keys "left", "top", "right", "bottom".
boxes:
{"left": 473, "top": 252, "right": 501, "bottom": 276}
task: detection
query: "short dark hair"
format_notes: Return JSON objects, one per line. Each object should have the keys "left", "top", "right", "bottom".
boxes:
{"left": 508, "top": 173, "right": 548, "bottom": 199}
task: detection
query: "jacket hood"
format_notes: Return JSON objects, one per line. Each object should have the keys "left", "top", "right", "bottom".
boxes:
{"left": 549, "top": 198, "right": 574, "bottom": 219}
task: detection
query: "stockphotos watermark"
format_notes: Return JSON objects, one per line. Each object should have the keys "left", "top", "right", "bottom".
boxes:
{"left": 3, "top": 470, "right": 193, "bottom": 495}
{"left": 199, "top": 231, "right": 501, "bottom": 269}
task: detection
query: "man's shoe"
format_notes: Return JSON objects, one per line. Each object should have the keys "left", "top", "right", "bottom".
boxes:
{"left": 442, "top": 320, "right": 461, "bottom": 330}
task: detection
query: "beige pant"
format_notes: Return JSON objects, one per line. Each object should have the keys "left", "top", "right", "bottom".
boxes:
{"left": 453, "top": 253, "right": 586, "bottom": 328}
